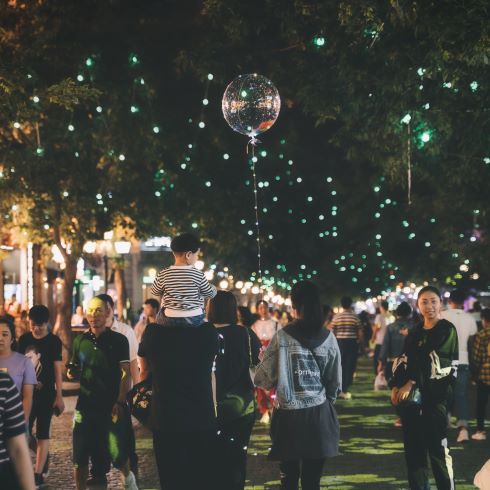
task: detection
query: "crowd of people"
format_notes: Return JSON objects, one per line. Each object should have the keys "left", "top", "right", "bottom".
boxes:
{"left": 0, "top": 232, "right": 489, "bottom": 490}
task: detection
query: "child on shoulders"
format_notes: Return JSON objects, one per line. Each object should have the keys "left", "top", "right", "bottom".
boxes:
{"left": 150, "top": 233, "right": 217, "bottom": 327}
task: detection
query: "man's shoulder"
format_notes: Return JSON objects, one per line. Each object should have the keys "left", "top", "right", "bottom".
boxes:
{"left": 113, "top": 320, "right": 134, "bottom": 335}
{"left": 18, "top": 332, "right": 33, "bottom": 344}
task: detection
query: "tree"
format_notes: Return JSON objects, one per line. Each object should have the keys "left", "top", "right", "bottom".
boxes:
{"left": 171, "top": 0, "right": 490, "bottom": 297}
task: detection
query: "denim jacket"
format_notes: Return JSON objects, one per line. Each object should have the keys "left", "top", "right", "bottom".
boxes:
{"left": 254, "top": 323, "right": 342, "bottom": 410}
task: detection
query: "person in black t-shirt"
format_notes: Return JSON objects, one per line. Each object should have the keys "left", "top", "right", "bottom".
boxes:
{"left": 138, "top": 321, "right": 219, "bottom": 489}
{"left": 208, "top": 291, "right": 261, "bottom": 490}
{"left": 68, "top": 297, "right": 138, "bottom": 490}
{"left": 18, "top": 305, "right": 64, "bottom": 488}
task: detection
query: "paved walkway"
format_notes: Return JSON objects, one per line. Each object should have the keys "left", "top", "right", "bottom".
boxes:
{"left": 43, "top": 357, "right": 487, "bottom": 489}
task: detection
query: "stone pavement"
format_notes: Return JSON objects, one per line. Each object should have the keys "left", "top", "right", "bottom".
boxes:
{"left": 42, "top": 357, "right": 488, "bottom": 489}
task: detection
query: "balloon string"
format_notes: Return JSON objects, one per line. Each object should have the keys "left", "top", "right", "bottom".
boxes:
{"left": 407, "top": 121, "right": 412, "bottom": 205}
{"left": 249, "top": 143, "right": 263, "bottom": 291}
{"left": 246, "top": 136, "right": 261, "bottom": 154}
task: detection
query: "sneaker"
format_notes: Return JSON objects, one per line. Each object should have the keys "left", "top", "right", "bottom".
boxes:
{"left": 338, "top": 391, "right": 352, "bottom": 400}
{"left": 123, "top": 471, "right": 139, "bottom": 490}
{"left": 456, "top": 427, "right": 469, "bottom": 443}
{"left": 471, "top": 431, "right": 487, "bottom": 441}
{"left": 394, "top": 418, "right": 403, "bottom": 428}
{"left": 259, "top": 412, "right": 270, "bottom": 424}
{"left": 86, "top": 476, "right": 108, "bottom": 487}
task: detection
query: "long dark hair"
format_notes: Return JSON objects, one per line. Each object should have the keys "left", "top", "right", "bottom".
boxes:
{"left": 207, "top": 290, "right": 238, "bottom": 324}
{"left": 290, "top": 281, "right": 323, "bottom": 331}
{"left": 0, "top": 317, "right": 17, "bottom": 351}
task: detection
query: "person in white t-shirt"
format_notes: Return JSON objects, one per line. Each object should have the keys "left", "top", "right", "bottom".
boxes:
{"left": 252, "top": 300, "right": 280, "bottom": 424}
{"left": 441, "top": 289, "right": 478, "bottom": 443}
{"left": 372, "top": 301, "right": 392, "bottom": 375}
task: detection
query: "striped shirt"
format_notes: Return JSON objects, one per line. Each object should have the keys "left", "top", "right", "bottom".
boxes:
{"left": 332, "top": 310, "right": 362, "bottom": 340}
{"left": 150, "top": 265, "right": 217, "bottom": 316}
{"left": 0, "top": 372, "right": 26, "bottom": 468}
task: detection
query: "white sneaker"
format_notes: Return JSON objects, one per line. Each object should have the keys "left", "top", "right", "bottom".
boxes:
{"left": 259, "top": 412, "right": 270, "bottom": 424}
{"left": 123, "top": 471, "right": 139, "bottom": 490}
{"left": 456, "top": 427, "right": 469, "bottom": 443}
{"left": 471, "top": 431, "right": 487, "bottom": 441}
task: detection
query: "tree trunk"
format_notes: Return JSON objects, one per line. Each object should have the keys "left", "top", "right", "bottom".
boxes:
{"left": 54, "top": 256, "right": 77, "bottom": 366}
{"left": 114, "top": 267, "right": 126, "bottom": 321}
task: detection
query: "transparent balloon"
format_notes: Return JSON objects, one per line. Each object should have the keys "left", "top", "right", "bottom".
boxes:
{"left": 222, "top": 74, "right": 281, "bottom": 140}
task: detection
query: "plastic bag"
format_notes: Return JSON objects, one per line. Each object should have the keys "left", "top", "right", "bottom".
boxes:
{"left": 374, "top": 371, "right": 388, "bottom": 391}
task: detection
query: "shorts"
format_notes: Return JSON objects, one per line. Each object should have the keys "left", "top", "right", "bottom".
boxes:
{"left": 72, "top": 407, "right": 130, "bottom": 470}
{"left": 29, "top": 391, "right": 56, "bottom": 440}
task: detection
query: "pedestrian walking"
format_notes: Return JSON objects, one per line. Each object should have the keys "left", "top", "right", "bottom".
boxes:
{"left": 18, "top": 305, "right": 64, "bottom": 488}
{"left": 138, "top": 321, "right": 219, "bottom": 489}
{"left": 252, "top": 300, "right": 280, "bottom": 423}
{"left": 392, "top": 286, "right": 458, "bottom": 490}
{"left": 372, "top": 300, "right": 392, "bottom": 374}
{"left": 133, "top": 298, "right": 159, "bottom": 343}
{"left": 441, "top": 289, "right": 478, "bottom": 443}
{"left": 67, "top": 297, "right": 137, "bottom": 490}
{"left": 208, "top": 291, "right": 261, "bottom": 490}
{"left": 331, "top": 296, "right": 362, "bottom": 399}
{"left": 378, "top": 302, "right": 413, "bottom": 382}
{"left": 87, "top": 293, "right": 139, "bottom": 484}
{"left": 470, "top": 307, "right": 490, "bottom": 441}
{"left": 255, "top": 281, "right": 341, "bottom": 490}
{"left": 0, "top": 317, "right": 36, "bottom": 422}
{"left": 0, "top": 371, "right": 36, "bottom": 490}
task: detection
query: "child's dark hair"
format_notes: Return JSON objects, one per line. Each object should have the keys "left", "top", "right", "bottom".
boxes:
{"left": 171, "top": 233, "right": 201, "bottom": 253}
{"left": 291, "top": 281, "right": 323, "bottom": 331}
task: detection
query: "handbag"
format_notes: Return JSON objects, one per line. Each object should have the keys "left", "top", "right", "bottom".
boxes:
{"left": 127, "top": 375, "right": 153, "bottom": 427}
{"left": 390, "top": 355, "right": 422, "bottom": 407}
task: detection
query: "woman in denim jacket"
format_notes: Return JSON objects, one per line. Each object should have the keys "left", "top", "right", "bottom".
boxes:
{"left": 254, "top": 281, "right": 341, "bottom": 490}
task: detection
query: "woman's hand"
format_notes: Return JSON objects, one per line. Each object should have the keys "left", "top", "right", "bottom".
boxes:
{"left": 392, "top": 380, "right": 415, "bottom": 405}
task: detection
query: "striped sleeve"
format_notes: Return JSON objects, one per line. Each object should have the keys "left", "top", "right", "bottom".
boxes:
{"left": 2, "top": 375, "right": 26, "bottom": 438}
{"left": 199, "top": 273, "right": 217, "bottom": 299}
{"left": 150, "top": 269, "right": 166, "bottom": 297}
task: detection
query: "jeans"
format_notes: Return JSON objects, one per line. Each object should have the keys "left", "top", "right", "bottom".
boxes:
{"left": 337, "top": 338, "right": 358, "bottom": 392}
{"left": 279, "top": 458, "right": 325, "bottom": 490}
{"left": 453, "top": 364, "right": 470, "bottom": 427}
{"left": 401, "top": 402, "right": 454, "bottom": 490}
{"left": 476, "top": 381, "right": 490, "bottom": 431}
{"left": 158, "top": 312, "right": 205, "bottom": 327}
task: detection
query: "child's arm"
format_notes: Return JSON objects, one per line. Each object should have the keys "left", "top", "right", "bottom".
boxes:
{"left": 150, "top": 269, "right": 165, "bottom": 299}
{"left": 199, "top": 273, "right": 217, "bottom": 298}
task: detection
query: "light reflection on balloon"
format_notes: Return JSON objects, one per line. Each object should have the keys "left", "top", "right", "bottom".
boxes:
{"left": 222, "top": 74, "right": 281, "bottom": 140}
